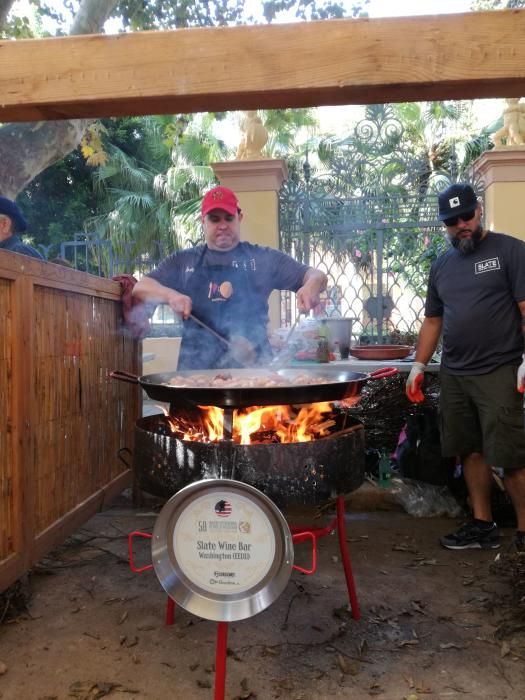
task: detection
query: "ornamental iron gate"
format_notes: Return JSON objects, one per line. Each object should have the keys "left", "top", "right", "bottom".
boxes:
{"left": 279, "top": 104, "right": 483, "bottom": 343}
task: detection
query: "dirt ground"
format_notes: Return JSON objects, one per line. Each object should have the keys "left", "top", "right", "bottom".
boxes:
{"left": 1, "top": 494, "right": 525, "bottom": 700}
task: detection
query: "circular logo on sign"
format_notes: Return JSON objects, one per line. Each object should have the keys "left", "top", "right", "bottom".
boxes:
{"left": 173, "top": 490, "right": 276, "bottom": 595}
{"left": 152, "top": 479, "right": 293, "bottom": 621}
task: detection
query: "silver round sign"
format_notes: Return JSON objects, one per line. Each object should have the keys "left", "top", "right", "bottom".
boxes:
{"left": 152, "top": 479, "right": 294, "bottom": 622}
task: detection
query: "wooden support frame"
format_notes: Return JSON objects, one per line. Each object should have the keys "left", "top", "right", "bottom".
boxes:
{"left": 1, "top": 10, "right": 525, "bottom": 122}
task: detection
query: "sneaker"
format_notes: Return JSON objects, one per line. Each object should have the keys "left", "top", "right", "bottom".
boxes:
{"left": 440, "top": 520, "right": 500, "bottom": 550}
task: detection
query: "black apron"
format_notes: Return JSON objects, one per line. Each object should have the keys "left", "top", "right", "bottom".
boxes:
{"left": 177, "top": 246, "right": 272, "bottom": 370}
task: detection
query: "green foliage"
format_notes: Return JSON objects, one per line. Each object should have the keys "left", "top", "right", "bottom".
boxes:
{"left": 82, "top": 113, "right": 232, "bottom": 263}
{"left": 0, "top": 0, "right": 67, "bottom": 38}
{"left": 114, "top": 0, "right": 245, "bottom": 29}
{"left": 112, "top": 0, "right": 359, "bottom": 29}
{"left": 262, "top": 108, "right": 319, "bottom": 158}
{"left": 3, "top": 0, "right": 354, "bottom": 259}
{"left": 86, "top": 116, "right": 176, "bottom": 259}
{"left": 391, "top": 101, "right": 474, "bottom": 180}
{"left": 16, "top": 105, "right": 323, "bottom": 259}
{"left": 261, "top": 0, "right": 368, "bottom": 22}
{"left": 17, "top": 150, "right": 99, "bottom": 257}
{"left": 1, "top": 13, "right": 34, "bottom": 37}
{"left": 2, "top": 0, "right": 357, "bottom": 39}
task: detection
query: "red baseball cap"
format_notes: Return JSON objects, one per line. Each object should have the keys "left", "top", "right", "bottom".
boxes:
{"left": 201, "top": 186, "right": 240, "bottom": 217}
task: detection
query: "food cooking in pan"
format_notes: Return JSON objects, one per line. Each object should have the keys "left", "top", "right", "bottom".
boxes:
{"left": 165, "top": 372, "right": 336, "bottom": 388}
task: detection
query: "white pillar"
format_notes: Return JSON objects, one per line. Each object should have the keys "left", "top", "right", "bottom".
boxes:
{"left": 473, "top": 147, "right": 525, "bottom": 241}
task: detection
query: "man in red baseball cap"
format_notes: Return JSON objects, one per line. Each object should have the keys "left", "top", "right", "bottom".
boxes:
{"left": 199, "top": 186, "right": 243, "bottom": 254}
{"left": 133, "top": 185, "right": 327, "bottom": 370}
{"left": 201, "top": 185, "right": 240, "bottom": 218}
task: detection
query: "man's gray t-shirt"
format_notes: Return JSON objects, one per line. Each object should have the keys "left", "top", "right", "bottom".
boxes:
{"left": 147, "top": 241, "right": 309, "bottom": 321}
{"left": 425, "top": 231, "right": 525, "bottom": 374}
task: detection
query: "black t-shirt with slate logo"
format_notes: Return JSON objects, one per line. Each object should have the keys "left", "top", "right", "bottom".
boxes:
{"left": 425, "top": 231, "right": 525, "bottom": 374}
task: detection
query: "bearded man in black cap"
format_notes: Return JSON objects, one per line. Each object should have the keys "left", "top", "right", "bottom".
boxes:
{"left": 406, "top": 182, "right": 525, "bottom": 553}
{"left": 0, "top": 196, "right": 43, "bottom": 260}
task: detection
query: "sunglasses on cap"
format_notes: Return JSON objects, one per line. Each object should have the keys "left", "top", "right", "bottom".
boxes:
{"left": 442, "top": 209, "right": 476, "bottom": 227}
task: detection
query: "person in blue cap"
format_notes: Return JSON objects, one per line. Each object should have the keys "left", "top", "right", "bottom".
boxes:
{"left": 0, "top": 196, "right": 44, "bottom": 260}
{"left": 405, "top": 182, "right": 525, "bottom": 553}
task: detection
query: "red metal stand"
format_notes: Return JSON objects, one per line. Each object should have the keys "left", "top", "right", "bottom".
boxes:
{"left": 165, "top": 595, "right": 175, "bottom": 626}
{"left": 336, "top": 494, "right": 361, "bottom": 619}
{"left": 128, "top": 531, "right": 175, "bottom": 625}
{"left": 290, "top": 495, "right": 360, "bottom": 619}
{"left": 127, "top": 496, "right": 360, "bottom": 699}
{"left": 215, "top": 622, "right": 228, "bottom": 700}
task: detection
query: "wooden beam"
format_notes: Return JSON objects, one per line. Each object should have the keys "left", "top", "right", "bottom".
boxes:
{"left": 1, "top": 10, "right": 525, "bottom": 122}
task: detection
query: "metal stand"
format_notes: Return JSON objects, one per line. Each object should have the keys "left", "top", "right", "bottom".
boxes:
{"left": 165, "top": 596, "right": 175, "bottom": 626}
{"left": 222, "top": 407, "right": 233, "bottom": 441}
{"left": 289, "top": 495, "right": 360, "bottom": 619}
{"left": 215, "top": 622, "right": 228, "bottom": 700}
{"left": 127, "top": 494, "right": 360, "bottom": 699}
{"left": 164, "top": 597, "right": 228, "bottom": 700}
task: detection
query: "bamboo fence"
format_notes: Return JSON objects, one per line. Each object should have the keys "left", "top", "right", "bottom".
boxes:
{"left": 0, "top": 252, "right": 140, "bottom": 592}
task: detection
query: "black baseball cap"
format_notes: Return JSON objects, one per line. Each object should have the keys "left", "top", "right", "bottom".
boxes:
{"left": 0, "top": 196, "right": 27, "bottom": 232}
{"left": 438, "top": 183, "right": 478, "bottom": 222}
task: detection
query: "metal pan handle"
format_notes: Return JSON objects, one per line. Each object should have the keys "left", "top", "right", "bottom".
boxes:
{"left": 117, "top": 447, "right": 133, "bottom": 469}
{"left": 368, "top": 367, "right": 398, "bottom": 380}
{"left": 109, "top": 370, "right": 140, "bottom": 384}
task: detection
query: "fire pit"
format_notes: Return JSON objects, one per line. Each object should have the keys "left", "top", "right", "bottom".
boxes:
{"left": 133, "top": 403, "right": 365, "bottom": 507}
{"left": 112, "top": 366, "right": 395, "bottom": 506}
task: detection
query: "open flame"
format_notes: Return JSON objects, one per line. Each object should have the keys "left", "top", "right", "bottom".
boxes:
{"left": 166, "top": 402, "right": 338, "bottom": 444}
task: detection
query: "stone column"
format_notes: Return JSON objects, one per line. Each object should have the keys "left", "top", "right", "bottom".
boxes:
{"left": 473, "top": 147, "right": 525, "bottom": 241}
{"left": 211, "top": 159, "right": 288, "bottom": 329}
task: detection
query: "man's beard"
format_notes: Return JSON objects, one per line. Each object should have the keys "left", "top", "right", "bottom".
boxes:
{"left": 449, "top": 225, "right": 483, "bottom": 254}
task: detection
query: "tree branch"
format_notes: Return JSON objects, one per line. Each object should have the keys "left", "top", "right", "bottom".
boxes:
{"left": 0, "top": 0, "right": 119, "bottom": 197}
{"left": 0, "top": 120, "right": 90, "bottom": 198}
{"left": 70, "top": 0, "right": 119, "bottom": 35}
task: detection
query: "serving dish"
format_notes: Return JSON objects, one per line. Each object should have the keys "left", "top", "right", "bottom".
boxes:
{"left": 348, "top": 344, "right": 413, "bottom": 361}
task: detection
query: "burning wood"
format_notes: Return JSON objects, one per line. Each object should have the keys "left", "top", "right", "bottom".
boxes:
{"left": 248, "top": 430, "right": 281, "bottom": 444}
{"left": 311, "top": 419, "right": 336, "bottom": 434}
{"left": 164, "top": 402, "right": 341, "bottom": 445}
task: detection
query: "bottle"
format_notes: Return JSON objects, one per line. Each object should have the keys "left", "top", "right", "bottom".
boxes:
{"left": 378, "top": 449, "right": 392, "bottom": 488}
{"left": 333, "top": 341, "right": 341, "bottom": 361}
{"left": 316, "top": 320, "right": 331, "bottom": 363}
{"left": 316, "top": 336, "right": 330, "bottom": 363}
